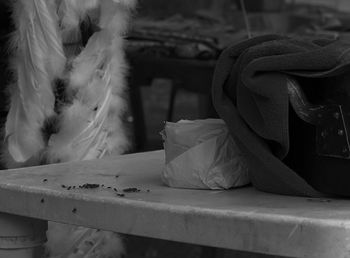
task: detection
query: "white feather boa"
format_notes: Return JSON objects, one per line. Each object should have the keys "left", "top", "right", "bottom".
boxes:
{"left": 4, "top": 0, "right": 136, "bottom": 167}
{"left": 3, "top": 0, "right": 136, "bottom": 257}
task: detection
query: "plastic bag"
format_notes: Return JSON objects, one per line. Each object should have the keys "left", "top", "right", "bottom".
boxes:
{"left": 160, "top": 119, "right": 250, "bottom": 189}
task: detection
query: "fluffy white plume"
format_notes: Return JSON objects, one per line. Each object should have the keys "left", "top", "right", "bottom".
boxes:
{"left": 45, "top": 0, "right": 131, "bottom": 163}
{"left": 5, "top": 0, "right": 134, "bottom": 165}
{"left": 4, "top": 0, "right": 66, "bottom": 166}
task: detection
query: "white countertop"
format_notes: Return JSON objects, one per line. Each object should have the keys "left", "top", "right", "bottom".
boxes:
{"left": 0, "top": 150, "right": 349, "bottom": 258}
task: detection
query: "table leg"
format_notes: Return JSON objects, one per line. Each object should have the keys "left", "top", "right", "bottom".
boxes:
{"left": 129, "top": 81, "right": 148, "bottom": 151}
{"left": 0, "top": 212, "right": 47, "bottom": 258}
{"left": 167, "top": 82, "right": 178, "bottom": 122}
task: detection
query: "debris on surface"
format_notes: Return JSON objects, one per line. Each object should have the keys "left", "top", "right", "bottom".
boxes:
{"left": 54, "top": 180, "right": 149, "bottom": 198}
{"left": 123, "top": 188, "right": 141, "bottom": 193}
{"left": 80, "top": 183, "right": 100, "bottom": 189}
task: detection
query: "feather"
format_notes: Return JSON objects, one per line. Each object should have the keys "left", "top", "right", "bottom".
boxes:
{"left": 5, "top": 0, "right": 65, "bottom": 165}
{"left": 45, "top": 32, "right": 113, "bottom": 163}
{"left": 5, "top": 0, "right": 132, "bottom": 165}
{"left": 45, "top": 0, "right": 132, "bottom": 163}
{"left": 56, "top": 0, "right": 99, "bottom": 47}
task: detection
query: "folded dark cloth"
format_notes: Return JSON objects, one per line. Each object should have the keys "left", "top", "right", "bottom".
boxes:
{"left": 212, "top": 34, "right": 350, "bottom": 197}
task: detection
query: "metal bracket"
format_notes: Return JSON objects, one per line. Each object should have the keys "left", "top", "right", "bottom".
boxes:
{"left": 287, "top": 77, "right": 350, "bottom": 159}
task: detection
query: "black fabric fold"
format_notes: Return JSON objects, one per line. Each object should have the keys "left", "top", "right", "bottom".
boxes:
{"left": 212, "top": 35, "right": 350, "bottom": 197}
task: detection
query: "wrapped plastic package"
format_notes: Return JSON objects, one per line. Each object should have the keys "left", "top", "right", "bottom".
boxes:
{"left": 161, "top": 119, "right": 250, "bottom": 189}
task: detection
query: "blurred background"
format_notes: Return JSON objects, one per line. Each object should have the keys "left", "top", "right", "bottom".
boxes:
{"left": 127, "top": 0, "right": 350, "bottom": 154}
